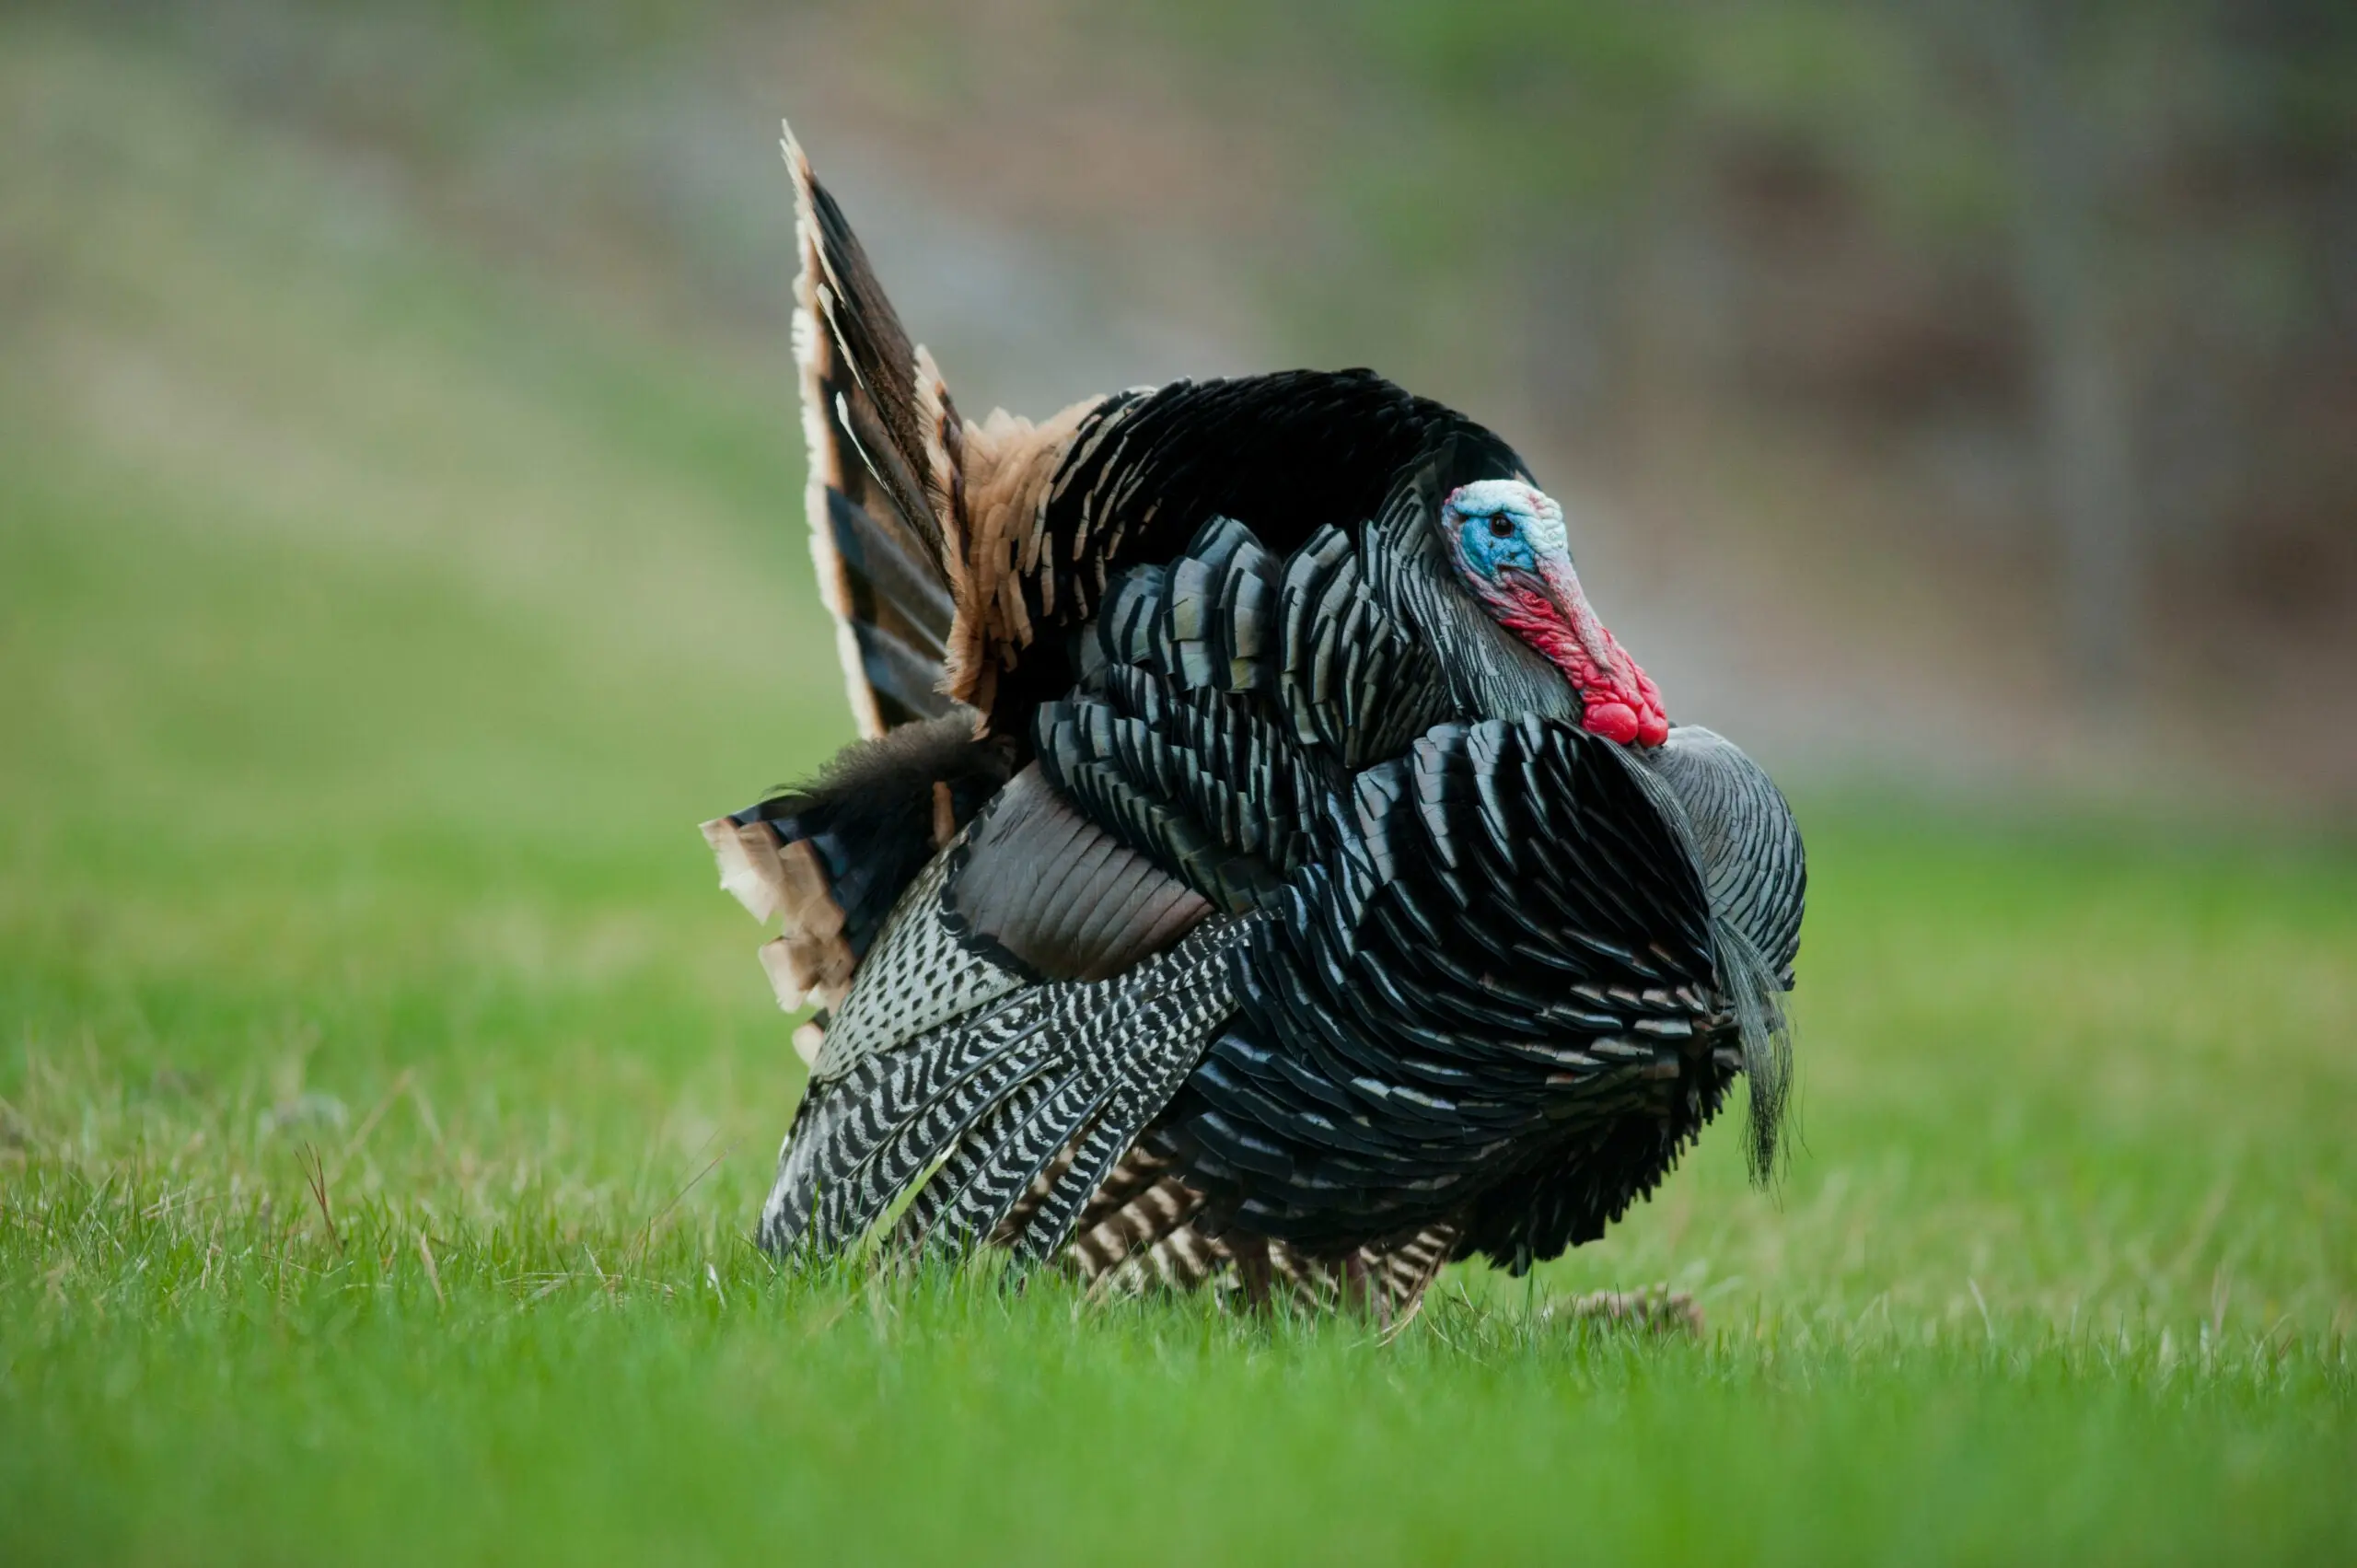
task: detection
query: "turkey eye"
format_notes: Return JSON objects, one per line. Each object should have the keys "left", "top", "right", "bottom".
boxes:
{"left": 1487, "top": 516, "right": 1516, "bottom": 539}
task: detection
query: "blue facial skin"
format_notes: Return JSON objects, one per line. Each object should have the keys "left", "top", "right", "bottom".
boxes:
{"left": 1457, "top": 508, "right": 1538, "bottom": 578}
{"left": 1449, "top": 481, "right": 1571, "bottom": 584}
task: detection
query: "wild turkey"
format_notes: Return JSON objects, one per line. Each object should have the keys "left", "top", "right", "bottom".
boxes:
{"left": 700, "top": 128, "right": 1804, "bottom": 1319}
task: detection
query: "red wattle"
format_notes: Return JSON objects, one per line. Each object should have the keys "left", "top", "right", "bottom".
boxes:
{"left": 1494, "top": 586, "right": 1668, "bottom": 749}
{"left": 1583, "top": 703, "right": 1640, "bottom": 744}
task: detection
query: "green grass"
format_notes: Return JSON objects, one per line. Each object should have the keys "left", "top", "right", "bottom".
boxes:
{"left": 3, "top": 20, "right": 2354, "bottom": 1565}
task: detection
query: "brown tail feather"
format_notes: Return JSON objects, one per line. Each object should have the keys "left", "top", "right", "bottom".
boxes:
{"left": 701, "top": 816, "right": 857, "bottom": 1015}
{"left": 784, "top": 125, "right": 1109, "bottom": 738}
{"left": 785, "top": 123, "right": 958, "bottom": 736}
{"left": 700, "top": 713, "right": 1016, "bottom": 1026}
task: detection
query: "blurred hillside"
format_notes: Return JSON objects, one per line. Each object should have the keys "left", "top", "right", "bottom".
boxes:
{"left": 8, "top": 0, "right": 2353, "bottom": 813}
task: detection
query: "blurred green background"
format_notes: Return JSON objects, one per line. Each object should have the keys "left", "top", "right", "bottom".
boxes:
{"left": 2, "top": 3, "right": 2352, "bottom": 1562}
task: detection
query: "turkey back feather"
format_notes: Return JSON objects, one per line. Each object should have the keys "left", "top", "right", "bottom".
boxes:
{"left": 979, "top": 401, "right": 1533, "bottom": 740}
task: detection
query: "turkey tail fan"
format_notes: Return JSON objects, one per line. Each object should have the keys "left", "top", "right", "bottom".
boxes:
{"left": 784, "top": 122, "right": 964, "bottom": 735}
{"left": 700, "top": 713, "right": 1014, "bottom": 1020}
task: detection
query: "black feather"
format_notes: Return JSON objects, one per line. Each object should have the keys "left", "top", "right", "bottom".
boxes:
{"left": 737, "top": 714, "right": 1013, "bottom": 958}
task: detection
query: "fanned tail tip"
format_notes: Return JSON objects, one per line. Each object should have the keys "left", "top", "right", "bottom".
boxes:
{"left": 698, "top": 814, "right": 855, "bottom": 1014}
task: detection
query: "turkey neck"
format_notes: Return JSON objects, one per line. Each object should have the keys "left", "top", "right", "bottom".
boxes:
{"left": 1361, "top": 485, "right": 1584, "bottom": 726}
